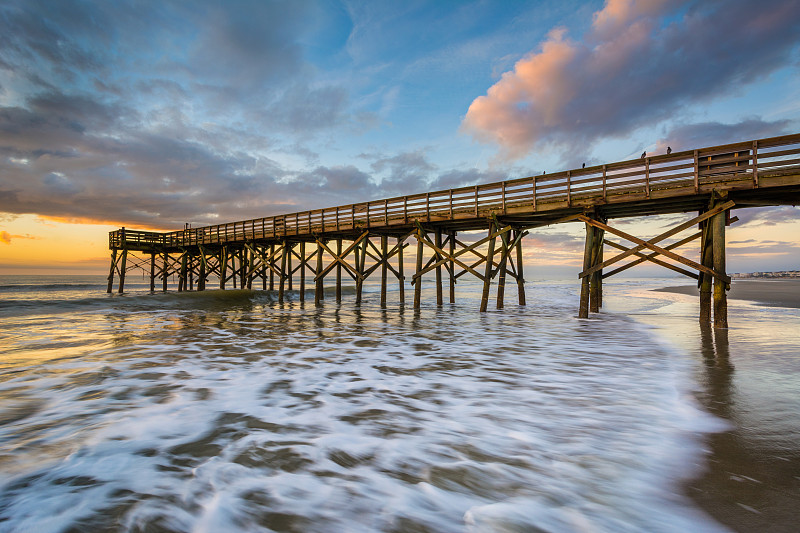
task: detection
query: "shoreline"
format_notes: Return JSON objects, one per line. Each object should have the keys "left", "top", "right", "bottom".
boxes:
{"left": 652, "top": 279, "right": 800, "bottom": 308}
{"left": 641, "top": 279, "right": 800, "bottom": 532}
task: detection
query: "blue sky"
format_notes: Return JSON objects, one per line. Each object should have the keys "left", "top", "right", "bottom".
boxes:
{"left": 1, "top": 0, "right": 800, "bottom": 273}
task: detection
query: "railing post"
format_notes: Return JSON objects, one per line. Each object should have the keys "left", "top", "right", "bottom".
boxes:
{"left": 532, "top": 176, "right": 537, "bottom": 210}
{"left": 474, "top": 185, "right": 479, "bottom": 216}
{"left": 693, "top": 150, "right": 699, "bottom": 193}
{"left": 567, "top": 171, "right": 571, "bottom": 207}
{"left": 645, "top": 158, "right": 650, "bottom": 198}
{"left": 449, "top": 189, "right": 453, "bottom": 219}
{"left": 501, "top": 182, "right": 506, "bottom": 213}
{"left": 602, "top": 165, "right": 607, "bottom": 200}
{"left": 426, "top": 192, "right": 430, "bottom": 222}
{"left": 752, "top": 140, "right": 759, "bottom": 187}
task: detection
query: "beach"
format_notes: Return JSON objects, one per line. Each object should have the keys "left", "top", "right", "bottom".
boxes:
{"left": 653, "top": 279, "right": 800, "bottom": 308}
{"left": 0, "top": 275, "right": 798, "bottom": 532}
{"left": 634, "top": 280, "right": 800, "bottom": 532}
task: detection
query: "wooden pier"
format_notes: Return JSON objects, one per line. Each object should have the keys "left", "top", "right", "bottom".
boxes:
{"left": 108, "top": 134, "right": 800, "bottom": 327}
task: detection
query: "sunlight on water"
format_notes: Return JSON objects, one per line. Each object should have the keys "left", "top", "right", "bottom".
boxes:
{"left": 0, "top": 276, "right": 749, "bottom": 532}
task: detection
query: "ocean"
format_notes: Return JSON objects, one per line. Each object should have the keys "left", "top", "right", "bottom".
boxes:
{"left": 0, "top": 275, "right": 798, "bottom": 532}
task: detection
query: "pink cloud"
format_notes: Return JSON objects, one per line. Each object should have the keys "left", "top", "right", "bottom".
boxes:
{"left": 462, "top": 0, "right": 800, "bottom": 160}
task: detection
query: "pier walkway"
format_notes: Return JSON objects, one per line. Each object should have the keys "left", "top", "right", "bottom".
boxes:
{"left": 108, "top": 134, "right": 800, "bottom": 326}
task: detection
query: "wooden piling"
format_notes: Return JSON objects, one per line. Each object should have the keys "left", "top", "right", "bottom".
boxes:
{"left": 414, "top": 230, "right": 424, "bottom": 309}
{"left": 381, "top": 235, "right": 388, "bottom": 308}
{"left": 480, "top": 223, "right": 497, "bottom": 313}
{"left": 398, "top": 236, "right": 405, "bottom": 304}
{"left": 315, "top": 240, "right": 324, "bottom": 306}
{"left": 356, "top": 237, "right": 367, "bottom": 306}
{"left": 162, "top": 251, "right": 168, "bottom": 292}
{"left": 107, "top": 248, "right": 117, "bottom": 293}
{"left": 279, "top": 241, "right": 288, "bottom": 303}
{"left": 269, "top": 244, "right": 275, "bottom": 291}
{"left": 496, "top": 228, "right": 509, "bottom": 310}
{"left": 150, "top": 252, "right": 156, "bottom": 292}
{"left": 118, "top": 248, "right": 127, "bottom": 294}
{"left": 515, "top": 229, "right": 526, "bottom": 305}
{"left": 220, "top": 247, "right": 227, "bottom": 289}
{"left": 336, "top": 239, "right": 342, "bottom": 303}
{"left": 589, "top": 224, "right": 604, "bottom": 313}
{"left": 299, "top": 242, "right": 306, "bottom": 302}
{"left": 578, "top": 220, "right": 595, "bottom": 318}
{"left": 699, "top": 213, "right": 713, "bottom": 324}
{"left": 198, "top": 251, "right": 206, "bottom": 291}
{"left": 286, "top": 244, "right": 293, "bottom": 291}
{"left": 435, "top": 229, "right": 443, "bottom": 306}
{"left": 449, "top": 231, "right": 456, "bottom": 304}
{"left": 712, "top": 199, "right": 728, "bottom": 328}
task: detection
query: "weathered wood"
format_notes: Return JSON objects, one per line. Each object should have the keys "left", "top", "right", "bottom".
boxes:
{"left": 149, "top": 252, "right": 156, "bottom": 292}
{"left": 286, "top": 243, "right": 293, "bottom": 291}
{"left": 107, "top": 248, "right": 117, "bottom": 293}
{"left": 480, "top": 223, "right": 498, "bottom": 313}
{"left": 118, "top": 248, "right": 127, "bottom": 294}
{"left": 579, "top": 200, "right": 735, "bottom": 279}
{"left": 435, "top": 229, "right": 443, "bottom": 306}
{"left": 355, "top": 237, "right": 367, "bottom": 306}
{"left": 449, "top": 231, "right": 456, "bottom": 303}
{"left": 603, "top": 232, "right": 702, "bottom": 279}
{"left": 604, "top": 237, "right": 700, "bottom": 279}
{"left": 496, "top": 225, "right": 509, "bottom": 310}
{"left": 578, "top": 215, "right": 731, "bottom": 284}
{"left": 578, "top": 220, "right": 594, "bottom": 318}
{"left": 279, "top": 241, "right": 288, "bottom": 303}
{"left": 589, "top": 223, "right": 604, "bottom": 313}
{"left": 712, "top": 196, "right": 728, "bottom": 328}
{"left": 162, "top": 251, "right": 168, "bottom": 292}
{"left": 515, "top": 229, "right": 526, "bottom": 305}
{"left": 299, "top": 242, "right": 306, "bottom": 302}
{"left": 197, "top": 250, "right": 203, "bottom": 291}
{"left": 381, "top": 235, "right": 388, "bottom": 308}
{"left": 414, "top": 229, "right": 424, "bottom": 309}
{"left": 336, "top": 239, "right": 342, "bottom": 303}
{"left": 220, "top": 247, "right": 228, "bottom": 289}
{"left": 699, "top": 214, "right": 713, "bottom": 324}
{"left": 396, "top": 237, "right": 405, "bottom": 304}
{"left": 315, "top": 240, "right": 324, "bottom": 306}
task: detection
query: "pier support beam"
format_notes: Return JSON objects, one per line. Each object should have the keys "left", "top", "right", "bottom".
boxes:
{"left": 578, "top": 217, "right": 596, "bottom": 318}
{"left": 515, "top": 229, "right": 526, "bottom": 306}
{"left": 150, "top": 252, "right": 156, "bottom": 292}
{"left": 107, "top": 248, "right": 117, "bottom": 294}
{"left": 712, "top": 193, "right": 729, "bottom": 328}
{"left": 480, "top": 222, "right": 498, "bottom": 313}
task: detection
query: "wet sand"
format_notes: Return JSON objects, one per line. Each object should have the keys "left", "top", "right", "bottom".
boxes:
{"left": 645, "top": 280, "right": 800, "bottom": 532}
{"left": 653, "top": 279, "right": 800, "bottom": 308}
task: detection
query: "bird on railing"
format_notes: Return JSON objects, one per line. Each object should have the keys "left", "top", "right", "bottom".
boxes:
{"left": 667, "top": 146, "right": 672, "bottom": 155}
{"left": 582, "top": 163, "right": 585, "bottom": 168}
{"left": 641, "top": 151, "right": 646, "bottom": 159}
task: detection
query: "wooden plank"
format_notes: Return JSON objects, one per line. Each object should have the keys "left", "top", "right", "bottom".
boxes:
{"left": 603, "top": 236, "right": 700, "bottom": 279}
{"left": 579, "top": 200, "right": 734, "bottom": 278}
{"left": 480, "top": 223, "right": 497, "bottom": 313}
{"left": 578, "top": 215, "right": 730, "bottom": 284}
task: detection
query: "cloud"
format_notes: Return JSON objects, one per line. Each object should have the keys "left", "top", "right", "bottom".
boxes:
{"left": 0, "top": 230, "right": 37, "bottom": 244}
{"left": 655, "top": 119, "right": 792, "bottom": 153}
{"left": 462, "top": 0, "right": 800, "bottom": 159}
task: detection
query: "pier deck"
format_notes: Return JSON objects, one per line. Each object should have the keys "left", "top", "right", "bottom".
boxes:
{"left": 108, "top": 133, "right": 800, "bottom": 325}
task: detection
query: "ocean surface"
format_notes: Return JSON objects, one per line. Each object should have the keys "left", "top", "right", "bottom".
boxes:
{"left": 0, "top": 275, "right": 798, "bottom": 532}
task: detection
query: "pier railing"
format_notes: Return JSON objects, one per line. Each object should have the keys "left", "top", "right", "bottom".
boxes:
{"left": 109, "top": 133, "right": 800, "bottom": 249}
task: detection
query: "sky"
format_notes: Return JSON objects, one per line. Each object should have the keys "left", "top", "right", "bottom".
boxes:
{"left": 1, "top": 0, "right": 800, "bottom": 276}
